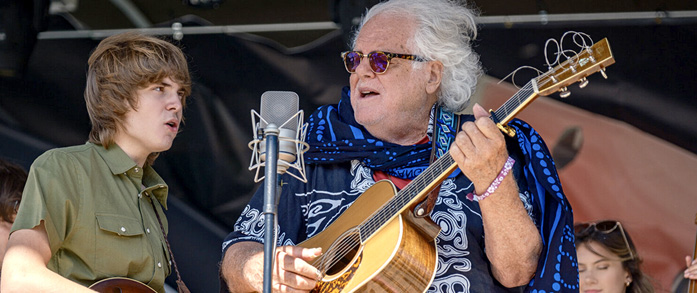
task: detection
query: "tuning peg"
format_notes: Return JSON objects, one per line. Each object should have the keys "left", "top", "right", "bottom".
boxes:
{"left": 579, "top": 77, "right": 589, "bottom": 88}
{"left": 559, "top": 87, "right": 571, "bottom": 98}
{"left": 600, "top": 68, "right": 608, "bottom": 79}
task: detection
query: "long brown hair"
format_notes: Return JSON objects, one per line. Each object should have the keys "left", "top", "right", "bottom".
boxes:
{"left": 0, "top": 158, "right": 27, "bottom": 223}
{"left": 84, "top": 32, "right": 191, "bottom": 165}
{"left": 575, "top": 220, "right": 655, "bottom": 293}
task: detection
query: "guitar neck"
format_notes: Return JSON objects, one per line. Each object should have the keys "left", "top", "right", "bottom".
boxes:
{"left": 358, "top": 153, "right": 458, "bottom": 240}
{"left": 492, "top": 80, "right": 539, "bottom": 125}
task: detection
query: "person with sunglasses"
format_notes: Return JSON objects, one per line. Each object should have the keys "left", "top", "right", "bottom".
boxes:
{"left": 575, "top": 220, "right": 655, "bottom": 293}
{"left": 0, "top": 158, "right": 27, "bottom": 275}
{"left": 221, "top": 0, "right": 576, "bottom": 292}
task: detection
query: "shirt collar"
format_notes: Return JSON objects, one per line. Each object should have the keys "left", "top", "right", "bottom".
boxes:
{"left": 93, "top": 143, "right": 169, "bottom": 208}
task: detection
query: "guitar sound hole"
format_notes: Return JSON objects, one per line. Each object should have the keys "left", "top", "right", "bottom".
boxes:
{"left": 325, "top": 236, "right": 360, "bottom": 276}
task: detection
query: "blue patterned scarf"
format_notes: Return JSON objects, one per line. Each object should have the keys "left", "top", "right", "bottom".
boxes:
{"left": 304, "top": 86, "right": 577, "bottom": 291}
{"left": 304, "top": 87, "right": 446, "bottom": 180}
{"left": 508, "top": 120, "right": 578, "bottom": 292}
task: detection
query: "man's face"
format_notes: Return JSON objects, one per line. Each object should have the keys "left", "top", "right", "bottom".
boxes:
{"left": 349, "top": 13, "right": 439, "bottom": 145}
{"left": 117, "top": 77, "right": 184, "bottom": 163}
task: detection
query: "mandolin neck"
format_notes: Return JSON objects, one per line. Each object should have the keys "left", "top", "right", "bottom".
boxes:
{"left": 689, "top": 213, "right": 697, "bottom": 293}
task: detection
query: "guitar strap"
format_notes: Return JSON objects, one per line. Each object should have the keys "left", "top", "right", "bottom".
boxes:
{"left": 414, "top": 107, "right": 461, "bottom": 218}
{"left": 148, "top": 198, "right": 191, "bottom": 293}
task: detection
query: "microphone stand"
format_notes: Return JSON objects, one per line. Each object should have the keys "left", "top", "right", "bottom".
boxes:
{"left": 248, "top": 104, "right": 308, "bottom": 292}
{"left": 262, "top": 123, "right": 280, "bottom": 293}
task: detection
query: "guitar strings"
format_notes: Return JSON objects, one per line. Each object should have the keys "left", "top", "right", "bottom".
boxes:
{"left": 497, "top": 66, "right": 544, "bottom": 89}
{"left": 494, "top": 81, "right": 536, "bottom": 121}
{"left": 500, "top": 31, "right": 595, "bottom": 91}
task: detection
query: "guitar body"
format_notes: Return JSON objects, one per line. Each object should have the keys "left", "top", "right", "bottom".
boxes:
{"left": 89, "top": 277, "right": 157, "bottom": 293}
{"left": 299, "top": 180, "right": 440, "bottom": 293}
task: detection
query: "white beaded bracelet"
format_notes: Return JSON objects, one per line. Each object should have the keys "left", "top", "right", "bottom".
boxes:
{"left": 466, "top": 156, "right": 515, "bottom": 202}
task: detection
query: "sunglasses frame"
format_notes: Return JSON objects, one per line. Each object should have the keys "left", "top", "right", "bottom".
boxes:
{"left": 341, "top": 50, "right": 426, "bottom": 74}
{"left": 576, "top": 220, "right": 635, "bottom": 260}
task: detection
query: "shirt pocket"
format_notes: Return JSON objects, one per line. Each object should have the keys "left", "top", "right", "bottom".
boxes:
{"left": 95, "top": 213, "right": 149, "bottom": 276}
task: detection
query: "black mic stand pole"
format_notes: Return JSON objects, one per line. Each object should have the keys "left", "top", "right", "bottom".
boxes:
{"left": 262, "top": 123, "right": 280, "bottom": 293}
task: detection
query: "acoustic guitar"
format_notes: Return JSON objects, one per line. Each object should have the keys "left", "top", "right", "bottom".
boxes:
{"left": 89, "top": 277, "right": 157, "bottom": 293}
{"left": 298, "top": 38, "right": 615, "bottom": 292}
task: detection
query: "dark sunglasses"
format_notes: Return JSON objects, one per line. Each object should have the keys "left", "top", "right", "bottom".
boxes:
{"left": 341, "top": 51, "right": 426, "bottom": 74}
{"left": 575, "top": 220, "right": 635, "bottom": 260}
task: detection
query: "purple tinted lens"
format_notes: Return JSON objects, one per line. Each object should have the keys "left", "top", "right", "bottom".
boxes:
{"left": 345, "top": 52, "right": 361, "bottom": 72}
{"left": 369, "top": 52, "right": 389, "bottom": 73}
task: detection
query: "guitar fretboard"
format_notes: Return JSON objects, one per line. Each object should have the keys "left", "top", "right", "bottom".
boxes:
{"left": 493, "top": 80, "right": 536, "bottom": 125}
{"left": 358, "top": 152, "right": 457, "bottom": 241}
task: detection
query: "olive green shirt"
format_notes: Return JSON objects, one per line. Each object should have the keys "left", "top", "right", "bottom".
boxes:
{"left": 12, "top": 143, "right": 172, "bottom": 292}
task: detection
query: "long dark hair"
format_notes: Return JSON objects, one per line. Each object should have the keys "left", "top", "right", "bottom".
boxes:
{"left": 574, "top": 220, "right": 654, "bottom": 293}
{"left": 0, "top": 158, "right": 27, "bottom": 222}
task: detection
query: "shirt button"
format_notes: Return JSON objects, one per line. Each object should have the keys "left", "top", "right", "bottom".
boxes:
{"left": 157, "top": 262, "right": 162, "bottom": 268}
{"left": 138, "top": 194, "right": 142, "bottom": 198}
{"left": 120, "top": 227, "right": 126, "bottom": 232}
{"left": 134, "top": 167, "right": 140, "bottom": 173}
{"left": 146, "top": 228, "right": 151, "bottom": 233}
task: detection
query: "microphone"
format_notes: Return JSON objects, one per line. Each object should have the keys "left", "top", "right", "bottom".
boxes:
{"left": 248, "top": 91, "right": 309, "bottom": 183}
{"left": 248, "top": 92, "right": 309, "bottom": 293}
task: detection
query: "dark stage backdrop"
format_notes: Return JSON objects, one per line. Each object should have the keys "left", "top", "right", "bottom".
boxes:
{"left": 0, "top": 21, "right": 695, "bottom": 292}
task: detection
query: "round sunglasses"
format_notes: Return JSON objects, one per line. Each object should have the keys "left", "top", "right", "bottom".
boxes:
{"left": 341, "top": 51, "right": 426, "bottom": 74}
{"left": 575, "top": 220, "right": 635, "bottom": 260}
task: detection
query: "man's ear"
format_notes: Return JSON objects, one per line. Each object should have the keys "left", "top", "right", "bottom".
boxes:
{"left": 425, "top": 60, "right": 443, "bottom": 95}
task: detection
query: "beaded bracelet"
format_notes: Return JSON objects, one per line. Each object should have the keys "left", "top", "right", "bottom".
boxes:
{"left": 466, "top": 156, "right": 515, "bottom": 202}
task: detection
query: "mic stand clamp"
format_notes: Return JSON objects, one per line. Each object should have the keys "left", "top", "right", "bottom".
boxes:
{"left": 262, "top": 123, "right": 280, "bottom": 293}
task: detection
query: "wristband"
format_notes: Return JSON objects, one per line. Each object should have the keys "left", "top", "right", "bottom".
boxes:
{"left": 466, "top": 156, "right": 515, "bottom": 202}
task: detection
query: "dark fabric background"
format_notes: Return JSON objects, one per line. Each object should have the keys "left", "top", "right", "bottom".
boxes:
{"left": 0, "top": 21, "right": 694, "bottom": 292}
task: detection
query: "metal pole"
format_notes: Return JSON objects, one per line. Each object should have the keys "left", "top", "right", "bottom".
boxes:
{"left": 262, "top": 124, "right": 279, "bottom": 293}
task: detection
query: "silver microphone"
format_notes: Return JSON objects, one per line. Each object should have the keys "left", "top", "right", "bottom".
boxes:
{"left": 248, "top": 91, "right": 309, "bottom": 182}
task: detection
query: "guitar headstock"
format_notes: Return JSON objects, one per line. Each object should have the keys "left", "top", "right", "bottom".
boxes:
{"left": 535, "top": 38, "right": 615, "bottom": 97}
